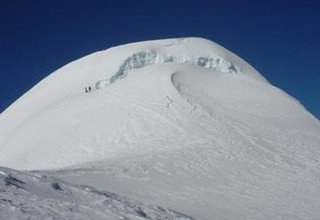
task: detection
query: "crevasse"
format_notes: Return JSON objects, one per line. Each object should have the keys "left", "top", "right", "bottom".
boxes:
{"left": 95, "top": 50, "right": 242, "bottom": 89}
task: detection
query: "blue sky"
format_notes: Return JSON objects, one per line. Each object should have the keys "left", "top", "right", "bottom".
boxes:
{"left": 0, "top": 0, "right": 319, "bottom": 119}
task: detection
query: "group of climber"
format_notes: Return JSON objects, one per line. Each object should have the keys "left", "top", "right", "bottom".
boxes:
{"left": 85, "top": 86, "right": 92, "bottom": 93}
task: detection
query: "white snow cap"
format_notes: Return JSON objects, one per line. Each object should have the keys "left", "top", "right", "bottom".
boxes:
{"left": 0, "top": 37, "right": 318, "bottom": 170}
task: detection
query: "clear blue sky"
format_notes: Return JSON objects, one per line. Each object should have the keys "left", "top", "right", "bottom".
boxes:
{"left": 1, "top": 0, "right": 319, "bottom": 119}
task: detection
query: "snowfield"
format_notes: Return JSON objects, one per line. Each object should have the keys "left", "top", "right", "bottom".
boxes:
{"left": 0, "top": 37, "right": 320, "bottom": 219}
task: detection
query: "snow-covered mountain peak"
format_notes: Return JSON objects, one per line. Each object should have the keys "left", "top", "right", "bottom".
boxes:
{"left": 0, "top": 37, "right": 317, "bottom": 170}
{"left": 0, "top": 37, "right": 320, "bottom": 220}
{"left": 1, "top": 37, "right": 265, "bottom": 118}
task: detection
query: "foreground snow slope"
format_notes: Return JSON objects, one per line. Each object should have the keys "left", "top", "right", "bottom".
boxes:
{"left": 0, "top": 37, "right": 320, "bottom": 219}
{"left": 0, "top": 166, "right": 193, "bottom": 220}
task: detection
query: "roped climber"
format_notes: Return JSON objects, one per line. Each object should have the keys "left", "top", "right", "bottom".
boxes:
{"left": 85, "top": 86, "right": 92, "bottom": 93}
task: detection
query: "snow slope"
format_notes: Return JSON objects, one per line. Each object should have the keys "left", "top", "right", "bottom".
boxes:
{"left": 0, "top": 166, "right": 193, "bottom": 220}
{"left": 0, "top": 37, "right": 320, "bottom": 219}
{"left": 0, "top": 37, "right": 268, "bottom": 169}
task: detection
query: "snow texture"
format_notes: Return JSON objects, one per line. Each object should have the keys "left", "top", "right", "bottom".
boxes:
{"left": 0, "top": 166, "right": 194, "bottom": 220}
{"left": 0, "top": 37, "right": 319, "bottom": 219}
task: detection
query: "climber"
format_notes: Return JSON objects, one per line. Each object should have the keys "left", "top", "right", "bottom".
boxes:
{"left": 85, "top": 87, "right": 88, "bottom": 93}
{"left": 88, "top": 86, "right": 92, "bottom": 92}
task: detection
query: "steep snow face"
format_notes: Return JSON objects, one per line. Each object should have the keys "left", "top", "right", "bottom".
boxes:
{"left": 0, "top": 38, "right": 320, "bottom": 219}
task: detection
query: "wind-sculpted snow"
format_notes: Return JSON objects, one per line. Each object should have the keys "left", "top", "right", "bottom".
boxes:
{"left": 95, "top": 50, "right": 242, "bottom": 89}
{"left": 0, "top": 167, "right": 194, "bottom": 220}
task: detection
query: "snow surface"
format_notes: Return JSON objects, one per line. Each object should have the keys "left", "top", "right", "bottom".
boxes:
{"left": 0, "top": 37, "right": 320, "bottom": 219}
{"left": 0, "top": 166, "right": 193, "bottom": 220}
